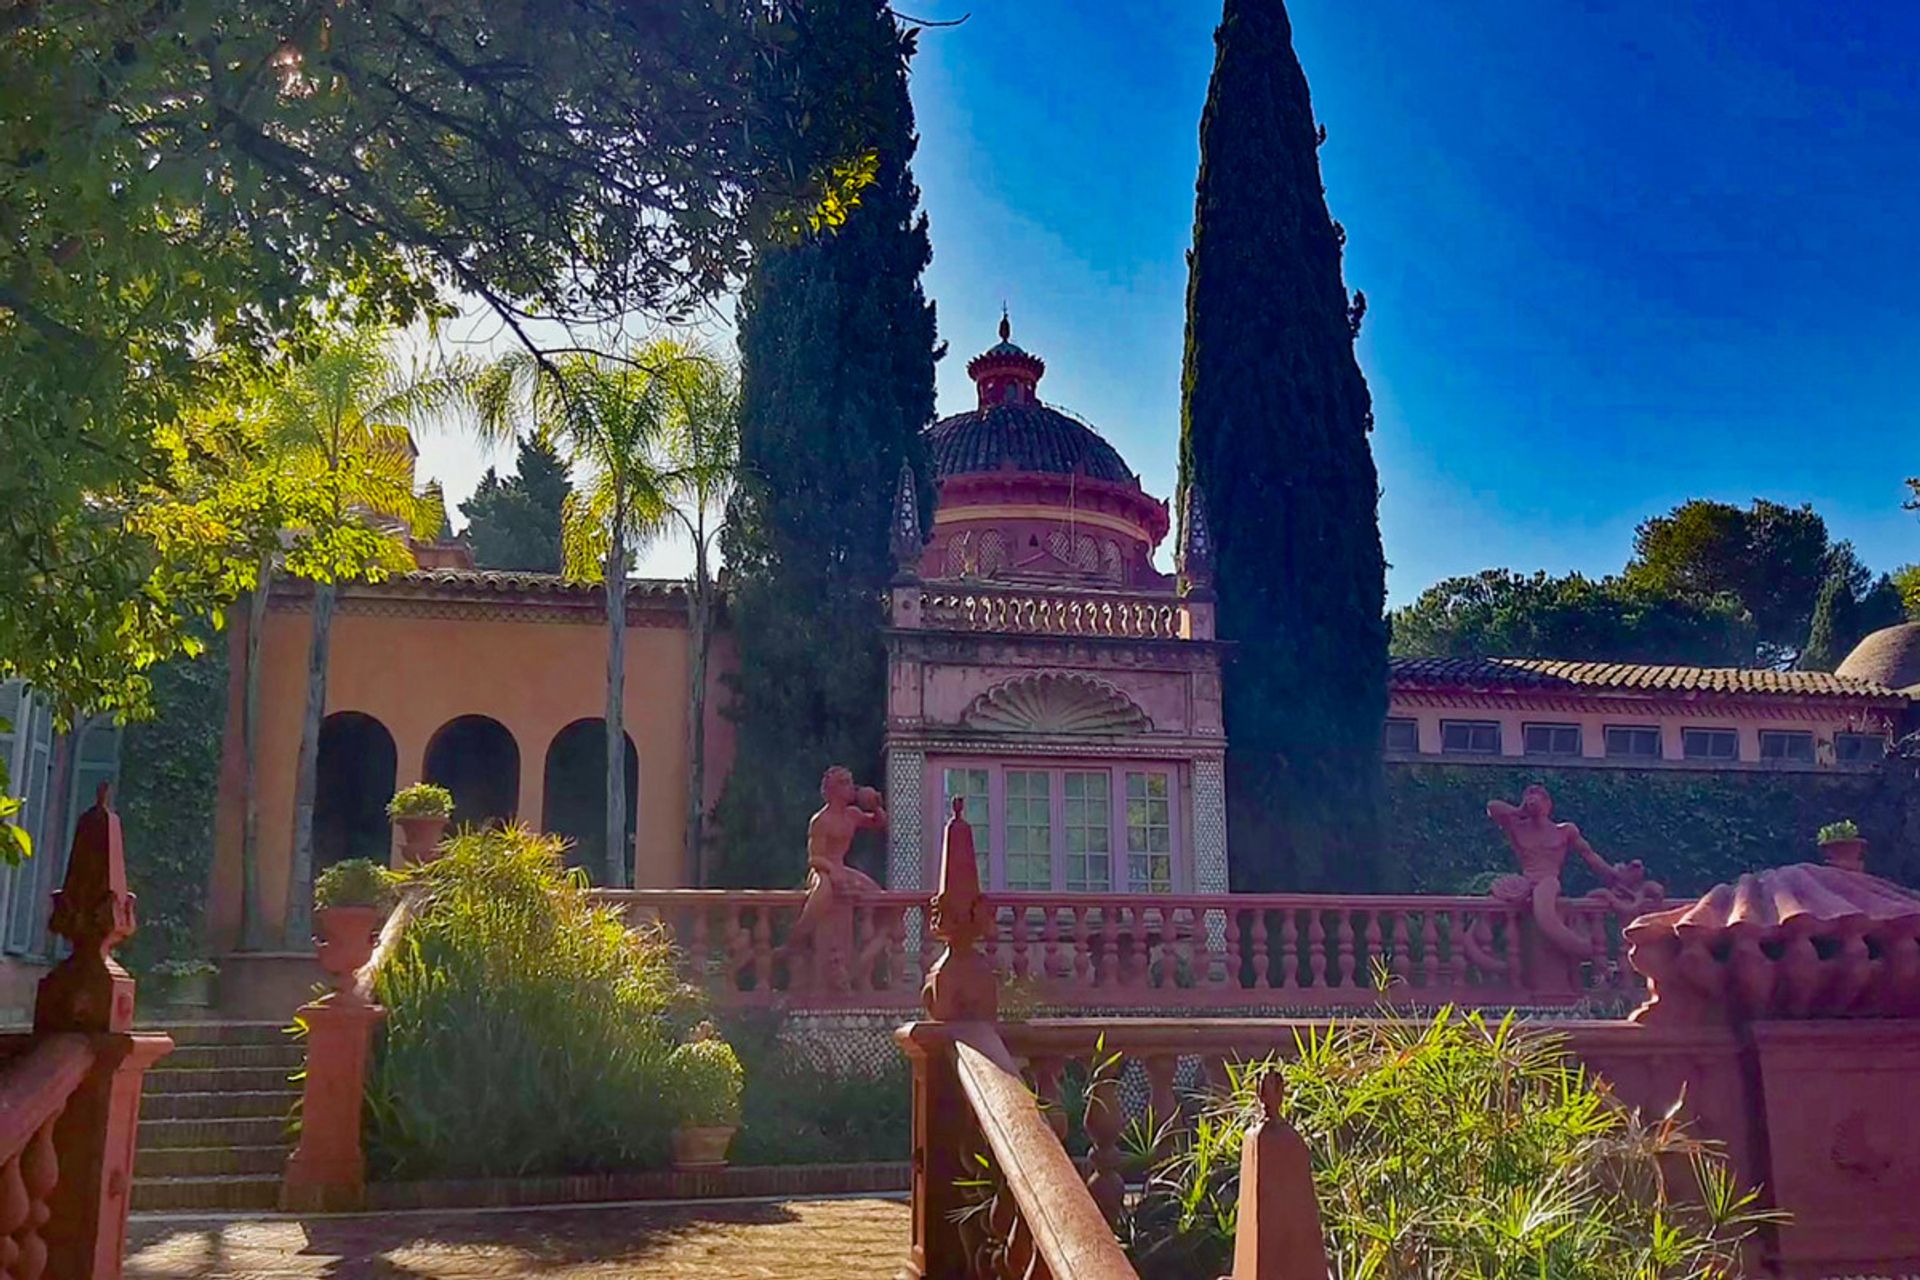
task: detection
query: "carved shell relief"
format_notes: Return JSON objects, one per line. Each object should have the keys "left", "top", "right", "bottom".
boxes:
{"left": 960, "top": 672, "right": 1153, "bottom": 735}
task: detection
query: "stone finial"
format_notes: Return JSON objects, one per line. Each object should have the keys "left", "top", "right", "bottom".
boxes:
{"left": 922, "top": 797, "right": 996, "bottom": 1021}
{"left": 890, "top": 461, "right": 923, "bottom": 579}
{"left": 36, "top": 783, "right": 138, "bottom": 1033}
{"left": 1178, "top": 485, "right": 1215, "bottom": 596}
{"left": 1231, "top": 1064, "right": 1330, "bottom": 1280}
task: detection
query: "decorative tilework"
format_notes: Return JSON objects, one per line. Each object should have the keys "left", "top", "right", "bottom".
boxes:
{"left": 1191, "top": 755, "right": 1228, "bottom": 894}
{"left": 885, "top": 748, "right": 926, "bottom": 891}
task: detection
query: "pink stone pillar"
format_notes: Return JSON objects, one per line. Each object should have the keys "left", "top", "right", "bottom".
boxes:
{"left": 281, "top": 998, "right": 385, "bottom": 1212}
{"left": 1231, "top": 1073, "right": 1330, "bottom": 1280}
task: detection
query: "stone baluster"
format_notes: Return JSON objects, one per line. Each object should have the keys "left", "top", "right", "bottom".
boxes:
{"left": 1144, "top": 1053, "right": 1180, "bottom": 1152}
{"left": 1083, "top": 1064, "right": 1126, "bottom": 1225}
{"left": 1073, "top": 906, "right": 1095, "bottom": 986}
{"left": 752, "top": 910, "right": 774, "bottom": 991}
{"left": 1419, "top": 913, "right": 1440, "bottom": 987}
{"left": 1222, "top": 909, "right": 1243, "bottom": 991}
{"left": 1276, "top": 909, "right": 1296, "bottom": 989}
{"left": 1363, "top": 913, "right": 1383, "bottom": 989}
{"left": 1307, "top": 911, "right": 1328, "bottom": 987}
{"left": 1335, "top": 911, "right": 1357, "bottom": 988}
{"left": 1010, "top": 910, "right": 1031, "bottom": 981}
{"left": 1252, "top": 910, "right": 1273, "bottom": 989}
{"left": 1391, "top": 914, "right": 1412, "bottom": 985}
{"left": 687, "top": 908, "right": 710, "bottom": 980}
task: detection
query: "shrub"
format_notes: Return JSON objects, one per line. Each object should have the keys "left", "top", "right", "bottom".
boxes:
{"left": 721, "top": 1011, "right": 911, "bottom": 1166}
{"left": 386, "top": 782, "right": 453, "bottom": 820}
{"left": 1111, "top": 1010, "right": 1779, "bottom": 1280}
{"left": 313, "top": 858, "right": 395, "bottom": 910}
{"left": 1818, "top": 818, "right": 1859, "bottom": 844}
{"left": 671, "top": 1028, "right": 744, "bottom": 1127}
{"left": 365, "top": 826, "right": 702, "bottom": 1178}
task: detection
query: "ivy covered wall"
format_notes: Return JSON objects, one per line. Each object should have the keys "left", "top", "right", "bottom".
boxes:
{"left": 1385, "top": 762, "right": 1916, "bottom": 898}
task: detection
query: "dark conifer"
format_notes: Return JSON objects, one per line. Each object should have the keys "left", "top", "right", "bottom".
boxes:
{"left": 460, "top": 434, "right": 571, "bottom": 573}
{"left": 1178, "top": 0, "right": 1389, "bottom": 889}
{"left": 718, "top": 0, "right": 937, "bottom": 885}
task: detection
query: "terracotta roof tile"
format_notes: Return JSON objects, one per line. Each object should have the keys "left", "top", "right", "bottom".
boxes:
{"left": 1388, "top": 656, "right": 1908, "bottom": 700}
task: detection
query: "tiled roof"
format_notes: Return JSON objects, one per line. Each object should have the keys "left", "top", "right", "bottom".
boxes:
{"left": 336, "top": 569, "right": 687, "bottom": 601}
{"left": 926, "top": 403, "right": 1138, "bottom": 487}
{"left": 1389, "top": 656, "right": 1908, "bottom": 700}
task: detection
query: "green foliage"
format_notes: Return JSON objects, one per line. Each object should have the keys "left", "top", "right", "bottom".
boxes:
{"left": 117, "top": 645, "right": 229, "bottom": 973}
{"left": 1382, "top": 764, "right": 1915, "bottom": 895}
{"left": 460, "top": 435, "right": 573, "bottom": 573}
{"left": 1891, "top": 564, "right": 1920, "bottom": 619}
{"left": 386, "top": 784, "right": 453, "bottom": 821}
{"left": 150, "top": 958, "right": 219, "bottom": 979}
{"left": 0, "top": 720, "right": 28, "bottom": 868}
{"left": 670, "top": 1028, "right": 745, "bottom": 1127}
{"left": 718, "top": 0, "right": 938, "bottom": 887}
{"left": 1116, "top": 1012, "right": 1779, "bottom": 1280}
{"left": 313, "top": 858, "right": 396, "bottom": 910}
{"left": 1177, "top": 0, "right": 1387, "bottom": 891}
{"left": 720, "top": 1011, "right": 911, "bottom": 1165}
{"left": 1391, "top": 570, "right": 1755, "bottom": 667}
{"left": 365, "top": 827, "right": 698, "bottom": 1178}
{"left": 1817, "top": 818, "right": 1859, "bottom": 844}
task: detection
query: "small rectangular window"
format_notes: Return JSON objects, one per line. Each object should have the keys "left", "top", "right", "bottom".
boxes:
{"left": 1522, "top": 723, "right": 1581, "bottom": 757}
{"left": 1759, "top": 731, "right": 1815, "bottom": 763}
{"left": 1835, "top": 732, "right": 1886, "bottom": 763}
{"left": 1062, "top": 771, "right": 1112, "bottom": 892}
{"left": 1605, "top": 725, "right": 1662, "bottom": 760}
{"left": 1440, "top": 720, "right": 1501, "bottom": 755}
{"left": 1003, "top": 770, "right": 1054, "bottom": 890}
{"left": 1125, "top": 772, "right": 1173, "bottom": 892}
{"left": 1681, "top": 728, "right": 1739, "bottom": 761}
{"left": 1383, "top": 718, "right": 1419, "bottom": 753}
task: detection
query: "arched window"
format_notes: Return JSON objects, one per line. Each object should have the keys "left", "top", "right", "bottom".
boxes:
{"left": 315, "top": 712, "right": 398, "bottom": 869}
{"left": 541, "top": 719, "right": 638, "bottom": 884}
{"left": 422, "top": 715, "right": 520, "bottom": 830}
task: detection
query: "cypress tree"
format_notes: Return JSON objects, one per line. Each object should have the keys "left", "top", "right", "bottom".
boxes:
{"left": 1178, "top": 0, "right": 1389, "bottom": 890}
{"left": 460, "top": 433, "right": 571, "bottom": 572}
{"left": 1799, "top": 572, "right": 1855, "bottom": 673}
{"left": 717, "top": 0, "right": 937, "bottom": 886}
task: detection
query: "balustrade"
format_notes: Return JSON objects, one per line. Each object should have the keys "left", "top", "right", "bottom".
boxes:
{"left": 919, "top": 587, "right": 1185, "bottom": 641}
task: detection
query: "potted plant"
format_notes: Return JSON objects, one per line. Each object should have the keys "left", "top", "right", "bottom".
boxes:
{"left": 387, "top": 783, "right": 454, "bottom": 862}
{"left": 312, "top": 858, "right": 397, "bottom": 994}
{"left": 669, "top": 1023, "right": 744, "bottom": 1171}
{"left": 1817, "top": 819, "right": 1867, "bottom": 872}
{"left": 149, "top": 958, "right": 219, "bottom": 1009}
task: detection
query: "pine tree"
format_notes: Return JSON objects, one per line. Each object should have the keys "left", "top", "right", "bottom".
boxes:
{"left": 1799, "top": 572, "right": 1855, "bottom": 673}
{"left": 1178, "top": 0, "right": 1389, "bottom": 891}
{"left": 460, "top": 434, "right": 572, "bottom": 572}
{"left": 717, "top": 0, "right": 937, "bottom": 886}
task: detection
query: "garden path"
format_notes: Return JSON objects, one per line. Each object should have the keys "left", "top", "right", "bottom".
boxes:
{"left": 126, "top": 1196, "right": 908, "bottom": 1278}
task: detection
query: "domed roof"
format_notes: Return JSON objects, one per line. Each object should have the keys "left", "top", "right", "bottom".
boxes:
{"left": 1836, "top": 622, "right": 1920, "bottom": 692}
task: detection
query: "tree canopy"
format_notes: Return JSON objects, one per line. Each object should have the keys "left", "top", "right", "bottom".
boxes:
{"left": 461, "top": 436, "right": 573, "bottom": 574}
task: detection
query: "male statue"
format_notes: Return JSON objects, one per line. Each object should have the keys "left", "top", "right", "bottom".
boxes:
{"left": 786, "top": 766, "right": 889, "bottom": 989}
{"left": 1485, "top": 785, "right": 1663, "bottom": 961}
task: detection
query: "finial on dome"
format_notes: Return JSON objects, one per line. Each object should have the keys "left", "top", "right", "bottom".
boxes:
{"left": 998, "top": 306, "right": 1011, "bottom": 343}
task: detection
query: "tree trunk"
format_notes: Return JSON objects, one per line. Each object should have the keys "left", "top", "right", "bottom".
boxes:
{"left": 238, "top": 556, "right": 273, "bottom": 949}
{"left": 604, "top": 525, "right": 629, "bottom": 889}
{"left": 285, "top": 580, "right": 337, "bottom": 947}
{"left": 685, "top": 554, "right": 712, "bottom": 886}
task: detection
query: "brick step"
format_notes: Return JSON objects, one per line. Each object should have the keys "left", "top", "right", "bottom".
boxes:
{"left": 135, "top": 1144, "right": 288, "bottom": 1179}
{"left": 138, "top": 1116, "right": 292, "bottom": 1149}
{"left": 156, "top": 1043, "right": 304, "bottom": 1071}
{"left": 148, "top": 1021, "right": 291, "bottom": 1048}
{"left": 141, "top": 1090, "right": 297, "bottom": 1122}
{"left": 144, "top": 1066, "right": 300, "bottom": 1094}
{"left": 132, "top": 1174, "right": 280, "bottom": 1214}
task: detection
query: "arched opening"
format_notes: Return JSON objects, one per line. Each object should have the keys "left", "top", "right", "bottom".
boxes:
{"left": 541, "top": 719, "right": 638, "bottom": 884}
{"left": 423, "top": 715, "right": 520, "bottom": 829}
{"left": 316, "top": 712, "right": 398, "bottom": 869}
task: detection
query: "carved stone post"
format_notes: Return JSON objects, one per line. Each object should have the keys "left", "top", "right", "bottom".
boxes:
{"left": 35, "top": 786, "right": 173, "bottom": 1280}
{"left": 1232, "top": 1072, "right": 1330, "bottom": 1280}
{"left": 897, "top": 799, "right": 998, "bottom": 1280}
{"left": 281, "top": 908, "right": 387, "bottom": 1211}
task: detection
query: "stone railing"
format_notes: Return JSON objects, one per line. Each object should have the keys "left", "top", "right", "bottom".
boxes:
{"left": 918, "top": 586, "right": 1189, "bottom": 641}
{"left": 595, "top": 888, "right": 1644, "bottom": 1011}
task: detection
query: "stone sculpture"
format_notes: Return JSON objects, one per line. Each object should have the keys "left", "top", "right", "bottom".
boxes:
{"left": 1484, "top": 785, "right": 1664, "bottom": 955}
{"left": 786, "top": 765, "right": 892, "bottom": 992}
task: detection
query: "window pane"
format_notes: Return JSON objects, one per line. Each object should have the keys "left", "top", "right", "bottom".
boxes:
{"left": 1063, "top": 771, "right": 1110, "bottom": 891}
{"left": 1523, "top": 723, "right": 1579, "bottom": 757}
{"left": 942, "top": 768, "right": 991, "bottom": 879}
{"left": 1125, "top": 771, "right": 1173, "bottom": 892}
{"left": 1383, "top": 719, "right": 1419, "bottom": 752}
{"left": 1441, "top": 721, "right": 1500, "bottom": 755}
{"left": 1003, "top": 770, "right": 1052, "bottom": 890}
{"left": 1759, "top": 731, "right": 1814, "bottom": 762}
{"left": 1682, "top": 728, "right": 1737, "bottom": 761}
{"left": 1836, "top": 732, "right": 1884, "bottom": 763}
{"left": 1605, "top": 726, "right": 1661, "bottom": 759}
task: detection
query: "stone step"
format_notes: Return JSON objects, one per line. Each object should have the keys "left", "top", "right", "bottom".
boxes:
{"left": 135, "top": 1144, "right": 288, "bottom": 1179}
{"left": 141, "top": 1090, "right": 297, "bottom": 1122}
{"left": 131, "top": 1174, "right": 280, "bottom": 1214}
{"left": 144, "top": 1065, "right": 300, "bottom": 1094}
{"left": 148, "top": 1021, "right": 291, "bottom": 1048}
{"left": 156, "top": 1043, "right": 304, "bottom": 1072}
{"left": 138, "top": 1116, "right": 292, "bottom": 1149}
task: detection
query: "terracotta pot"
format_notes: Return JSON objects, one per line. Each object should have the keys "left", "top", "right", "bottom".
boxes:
{"left": 160, "top": 971, "right": 215, "bottom": 1009}
{"left": 670, "top": 1124, "right": 737, "bottom": 1171}
{"left": 394, "top": 814, "right": 450, "bottom": 863}
{"left": 313, "top": 904, "right": 384, "bottom": 994}
{"left": 1820, "top": 836, "right": 1868, "bottom": 873}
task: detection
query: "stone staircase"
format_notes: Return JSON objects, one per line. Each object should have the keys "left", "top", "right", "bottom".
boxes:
{"left": 133, "top": 1022, "right": 301, "bottom": 1212}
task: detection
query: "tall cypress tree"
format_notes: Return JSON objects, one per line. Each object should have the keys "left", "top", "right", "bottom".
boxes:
{"left": 717, "top": 0, "right": 937, "bottom": 886}
{"left": 1178, "top": 0, "right": 1389, "bottom": 891}
{"left": 460, "top": 433, "right": 571, "bottom": 572}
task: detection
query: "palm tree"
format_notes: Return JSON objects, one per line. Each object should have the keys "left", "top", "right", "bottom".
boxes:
{"left": 477, "top": 337, "right": 735, "bottom": 888}
{"left": 254, "top": 327, "right": 465, "bottom": 947}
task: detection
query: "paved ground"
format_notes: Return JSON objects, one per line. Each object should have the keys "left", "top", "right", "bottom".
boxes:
{"left": 126, "top": 1197, "right": 909, "bottom": 1279}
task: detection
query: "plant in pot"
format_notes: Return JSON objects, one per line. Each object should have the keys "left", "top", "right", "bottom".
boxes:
{"left": 669, "top": 1022, "right": 744, "bottom": 1171}
{"left": 312, "top": 858, "right": 397, "bottom": 996}
{"left": 387, "top": 783, "right": 454, "bottom": 862}
{"left": 149, "top": 958, "right": 219, "bottom": 1009}
{"left": 1817, "top": 819, "right": 1867, "bottom": 872}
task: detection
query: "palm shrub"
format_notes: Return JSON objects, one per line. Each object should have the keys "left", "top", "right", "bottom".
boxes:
{"left": 365, "top": 825, "right": 706, "bottom": 1178}
{"left": 1116, "top": 1010, "right": 1778, "bottom": 1280}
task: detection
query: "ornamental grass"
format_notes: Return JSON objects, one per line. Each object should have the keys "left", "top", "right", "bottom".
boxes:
{"left": 365, "top": 825, "right": 703, "bottom": 1178}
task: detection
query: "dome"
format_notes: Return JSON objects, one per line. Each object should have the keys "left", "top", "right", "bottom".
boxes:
{"left": 926, "top": 404, "right": 1138, "bottom": 487}
{"left": 1836, "top": 622, "right": 1920, "bottom": 692}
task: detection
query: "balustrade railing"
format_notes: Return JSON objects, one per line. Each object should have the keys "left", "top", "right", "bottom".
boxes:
{"left": 596, "top": 888, "right": 1643, "bottom": 1011}
{"left": 919, "top": 587, "right": 1185, "bottom": 640}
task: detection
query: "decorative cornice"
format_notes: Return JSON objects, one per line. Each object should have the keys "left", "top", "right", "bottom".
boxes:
{"left": 959, "top": 671, "right": 1152, "bottom": 735}
{"left": 887, "top": 628, "right": 1223, "bottom": 674}
{"left": 886, "top": 730, "right": 1224, "bottom": 761}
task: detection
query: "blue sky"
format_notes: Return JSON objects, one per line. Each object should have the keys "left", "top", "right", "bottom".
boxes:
{"left": 421, "top": 1, "right": 1919, "bottom": 604}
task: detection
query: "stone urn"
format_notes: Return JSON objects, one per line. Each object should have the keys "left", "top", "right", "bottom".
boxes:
{"left": 670, "top": 1124, "right": 737, "bottom": 1171}
{"left": 1821, "top": 836, "right": 1868, "bottom": 873}
{"left": 313, "top": 905, "right": 384, "bottom": 998}
{"left": 394, "top": 815, "right": 449, "bottom": 863}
